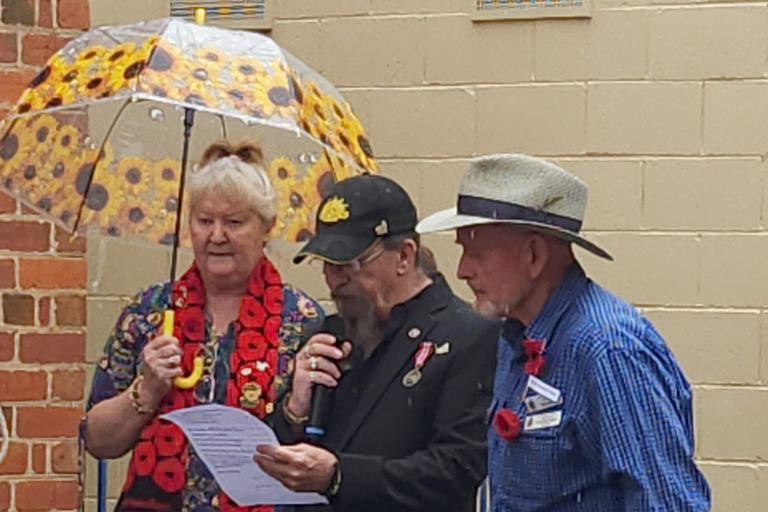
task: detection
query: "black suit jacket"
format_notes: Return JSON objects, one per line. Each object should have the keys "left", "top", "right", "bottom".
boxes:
{"left": 273, "top": 276, "right": 499, "bottom": 512}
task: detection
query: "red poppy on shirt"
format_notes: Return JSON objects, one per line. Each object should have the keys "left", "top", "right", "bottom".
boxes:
{"left": 154, "top": 424, "right": 185, "bottom": 457}
{"left": 177, "top": 306, "right": 205, "bottom": 341}
{"left": 133, "top": 441, "right": 157, "bottom": 476}
{"left": 240, "top": 296, "right": 267, "bottom": 328}
{"left": 237, "top": 330, "right": 268, "bottom": 361}
{"left": 494, "top": 408, "right": 521, "bottom": 442}
{"left": 263, "top": 261, "right": 282, "bottom": 285}
{"left": 264, "top": 285, "right": 283, "bottom": 315}
{"left": 140, "top": 418, "right": 160, "bottom": 440}
{"left": 265, "top": 316, "right": 281, "bottom": 346}
{"left": 152, "top": 457, "right": 186, "bottom": 493}
{"left": 248, "top": 275, "right": 264, "bottom": 298}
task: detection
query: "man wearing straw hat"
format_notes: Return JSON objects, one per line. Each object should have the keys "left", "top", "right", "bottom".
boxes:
{"left": 417, "top": 154, "right": 710, "bottom": 511}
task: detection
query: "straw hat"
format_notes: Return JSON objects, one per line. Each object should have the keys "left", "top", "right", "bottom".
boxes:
{"left": 416, "top": 153, "right": 612, "bottom": 260}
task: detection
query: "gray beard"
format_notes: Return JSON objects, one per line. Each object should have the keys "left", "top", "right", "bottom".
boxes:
{"left": 335, "top": 295, "right": 380, "bottom": 357}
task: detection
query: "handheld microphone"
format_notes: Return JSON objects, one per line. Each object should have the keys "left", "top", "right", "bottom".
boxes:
{"left": 305, "top": 316, "right": 349, "bottom": 445}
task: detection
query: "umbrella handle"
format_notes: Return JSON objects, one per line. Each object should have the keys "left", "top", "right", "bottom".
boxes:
{"left": 163, "top": 309, "right": 205, "bottom": 389}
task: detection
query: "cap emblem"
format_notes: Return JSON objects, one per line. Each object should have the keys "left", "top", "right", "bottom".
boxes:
{"left": 319, "top": 197, "right": 350, "bottom": 224}
{"left": 374, "top": 219, "right": 388, "bottom": 236}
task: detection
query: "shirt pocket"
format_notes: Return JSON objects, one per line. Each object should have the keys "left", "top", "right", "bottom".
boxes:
{"left": 504, "top": 421, "right": 574, "bottom": 500}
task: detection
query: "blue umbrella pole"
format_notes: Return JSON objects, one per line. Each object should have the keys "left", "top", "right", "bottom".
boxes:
{"left": 97, "top": 459, "right": 107, "bottom": 512}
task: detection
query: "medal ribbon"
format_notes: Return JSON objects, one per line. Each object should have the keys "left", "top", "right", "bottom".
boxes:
{"left": 414, "top": 341, "right": 435, "bottom": 369}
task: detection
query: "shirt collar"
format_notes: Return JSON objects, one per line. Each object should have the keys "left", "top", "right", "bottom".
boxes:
{"left": 501, "top": 262, "right": 588, "bottom": 353}
{"left": 382, "top": 274, "right": 449, "bottom": 339}
{"left": 525, "top": 262, "right": 588, "bottom": 346}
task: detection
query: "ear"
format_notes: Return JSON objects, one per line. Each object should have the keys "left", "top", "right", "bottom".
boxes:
{"left": 527, "top": 233, "right": 549, "bottom": 280}
{"left": 263, "top": 216, "right": 277, "bottom": 235}
{"left": 396, "top": 238, "right": 418, "bottom": 276}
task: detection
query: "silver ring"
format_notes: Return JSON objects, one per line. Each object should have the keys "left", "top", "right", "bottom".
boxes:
{"left": 309, "top": 357, "right": 318, "bottom": 370}
{"left": 309, "top": 371, "right": 316, "bottom": 384}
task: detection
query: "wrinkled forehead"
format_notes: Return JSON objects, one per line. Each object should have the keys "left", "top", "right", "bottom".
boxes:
{"left": 190, "top": 189, "right": 253, "bottom": 216}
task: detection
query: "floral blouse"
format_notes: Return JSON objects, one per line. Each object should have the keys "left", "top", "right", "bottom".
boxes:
{"left": 87, "top": 281, "right": 324, "bottom": 510}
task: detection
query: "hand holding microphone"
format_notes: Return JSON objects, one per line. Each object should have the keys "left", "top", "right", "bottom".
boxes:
{"left": 285, "top": 318, "right": 352, "bottom": 423}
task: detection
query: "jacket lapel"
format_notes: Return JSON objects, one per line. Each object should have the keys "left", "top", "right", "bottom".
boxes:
{"left": 331, "top": 277, "right": 454, "bottom": 450}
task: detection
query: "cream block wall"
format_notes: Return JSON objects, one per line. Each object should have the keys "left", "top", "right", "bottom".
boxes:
{"left": 83, "top": 1, "right": 768, "bottom": 509}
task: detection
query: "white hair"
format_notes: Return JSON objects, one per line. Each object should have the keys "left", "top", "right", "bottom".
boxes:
{"left": 187, "top": 155, "right": 277, "bottom": 223}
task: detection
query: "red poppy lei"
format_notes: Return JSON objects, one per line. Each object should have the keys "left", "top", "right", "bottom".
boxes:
{"left": 493, "top": 338, "right": 547, "bottom": 443}
{"left": 121, "top": 258, "right": 282, "bottom": 512}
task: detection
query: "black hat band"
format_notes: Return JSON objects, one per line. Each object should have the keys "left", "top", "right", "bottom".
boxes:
{"left": 457, "top": 195, "right": 583, "bottom": 234}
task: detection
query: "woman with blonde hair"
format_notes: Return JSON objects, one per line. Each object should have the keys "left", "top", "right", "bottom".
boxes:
{"left": 84, "top": 141, "right": 323, "bottom": 512}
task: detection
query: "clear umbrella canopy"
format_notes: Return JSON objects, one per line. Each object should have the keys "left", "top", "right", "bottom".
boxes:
{"left": 0, "top": 18, "right": 378, "bottom": 248}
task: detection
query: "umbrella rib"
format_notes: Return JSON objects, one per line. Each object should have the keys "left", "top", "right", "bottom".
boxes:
{"left": 217, "top": 114, "right": 228, "bottom": 140}
{"left": 71, "top": 96, "right": 133, "bottom": 234}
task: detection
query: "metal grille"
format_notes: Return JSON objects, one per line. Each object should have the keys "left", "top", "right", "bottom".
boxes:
{"left": 473, "top": 0, "right": 590, "bottom": 20}
{"left": 171, "top": 0, "right": 272, "bottom": 29}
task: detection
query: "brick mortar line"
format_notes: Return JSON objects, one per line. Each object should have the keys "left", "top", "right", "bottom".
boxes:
{"left": 2, "top": 400, "right": 84, "bottom": 407}
{"left": 693, "top": 384, "right": 768, "bottom": 390}
{"left": 377, "top": 156, "right": 768, "bottom": 162}
{"left": 375, "top": 152, "right": 768, "bottom": 159}
{"left": 336, "top": 79, "right": 768, "bottom": 91}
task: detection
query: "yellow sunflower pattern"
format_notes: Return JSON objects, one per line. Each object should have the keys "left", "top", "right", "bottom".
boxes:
{"left": 4, "top": 23, "right": 378, "bottom": 244}
{"left": 0, "top": 114, "right": 186, "bottom": 244}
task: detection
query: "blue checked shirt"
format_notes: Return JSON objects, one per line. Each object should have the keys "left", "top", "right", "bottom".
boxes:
{"left": 487, "top": 264, "right": 710, "bottom": 512}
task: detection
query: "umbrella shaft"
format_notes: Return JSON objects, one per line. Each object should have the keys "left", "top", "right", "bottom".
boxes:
{"left": 169, "top": 108, "right": 196, "bottom": 288}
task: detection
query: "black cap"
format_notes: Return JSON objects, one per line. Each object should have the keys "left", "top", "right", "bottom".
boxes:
{"left": 293, "top": 175, "right": 417, "bottom": 264}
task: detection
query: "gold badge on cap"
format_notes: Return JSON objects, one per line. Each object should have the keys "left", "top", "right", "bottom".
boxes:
{"left": 319, "top": 197, "right": 350, "bottom": 224}
{"left": 374, "top": 219, "right": 389, "bottom": 236}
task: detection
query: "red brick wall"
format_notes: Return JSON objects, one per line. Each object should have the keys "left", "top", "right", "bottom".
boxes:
{"left": 0, "top": 1, "right": 89, "bottom": 510}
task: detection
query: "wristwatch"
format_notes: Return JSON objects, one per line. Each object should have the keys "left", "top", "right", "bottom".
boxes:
{"left": 323, "top": 462, "right": 342, "bottom": 498}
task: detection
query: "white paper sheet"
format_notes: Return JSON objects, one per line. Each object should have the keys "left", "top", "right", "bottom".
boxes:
{"left": 161, "top": 404, "right": 328, "bottom": 506}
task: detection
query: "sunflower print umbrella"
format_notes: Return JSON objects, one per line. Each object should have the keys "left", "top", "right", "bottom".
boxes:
{"left": 0, "top": 17, "right": 378, "bottom": 247}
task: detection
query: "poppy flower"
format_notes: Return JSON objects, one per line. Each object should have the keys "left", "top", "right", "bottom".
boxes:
{"left": 264, "top": 285, "right": 283, "bottom": 315}
{"left": 140, "top": 418, "right": 160, "bottom": 440}
{"left": 132, "top": 441, "right": 157, "bottom": 476}
{"left": 248, "top": 274, "right": 264, "bottom": 298}
{"left": 235, "top": 362, "right": 259, "bottom": 389}
{"left": 152, "top": 457, "right": 186, "bottom": 493}
{"left": 240, "top": 296, "right": 267, "bottom": 328}
{"left": 181, "top": 279, "right": 205, "bottom": 306}
{"left": 159, "top": 391, "right": 187, "bottom": 413}
{"left": 523, "top": 339, "right": 545, "bottom": 359}
{"left": 265, "top": 316, "right": 281, "bottom": 346}
{"left": 179, "top": 344, "right": 200, "bottom": 375}
{"left": 262, "top": 260, "right": 282, "bottom": 285}
{"left": 154, "top": 424, "right": 186, "bottom": 457}
{"left": 494, "top": 408, "right": 521, "bottom": 442}
{"left": 265, "top": 349, "right": 278, "bottom": 375}
{"left": 522, "top": 338, "right": 546, "bottom": 376}
{"left": 227, "top": 380, "right": 240, "bottom": 406}
{"left": 175, "top": 306, "right": 205, "bottom": 341}
{"left": 237, "top": 330, "right": 268, "bottom": 361}
{"left": 525, "top": 356, "right": 546, "bottom": 377}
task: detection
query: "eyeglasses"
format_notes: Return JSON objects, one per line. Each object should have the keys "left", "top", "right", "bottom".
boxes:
{"left": 312, "top": 241, "right": 387, "bottom": 275}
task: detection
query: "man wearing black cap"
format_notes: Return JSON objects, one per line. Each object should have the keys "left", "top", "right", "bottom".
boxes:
{"left": 254, "top": 175, "right": 498, "bottom": 512}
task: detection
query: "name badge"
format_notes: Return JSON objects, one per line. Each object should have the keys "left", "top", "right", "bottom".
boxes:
{"left": 524, "top": 375, "right": 561, "bottom": 403}
{"left": 524, "top": 410, "right": 562, "bottom": 431}
{"left": 524, "top": 394, "right": 562, "bottom": 413}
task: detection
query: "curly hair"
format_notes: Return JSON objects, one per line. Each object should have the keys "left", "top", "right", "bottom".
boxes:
{"left": 188, "top": 141, "right": 276, "bottom": 223}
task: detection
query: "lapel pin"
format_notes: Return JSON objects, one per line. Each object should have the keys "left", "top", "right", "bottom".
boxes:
{"left": 408, "top": 327, "right": 421, "bottom": 339}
